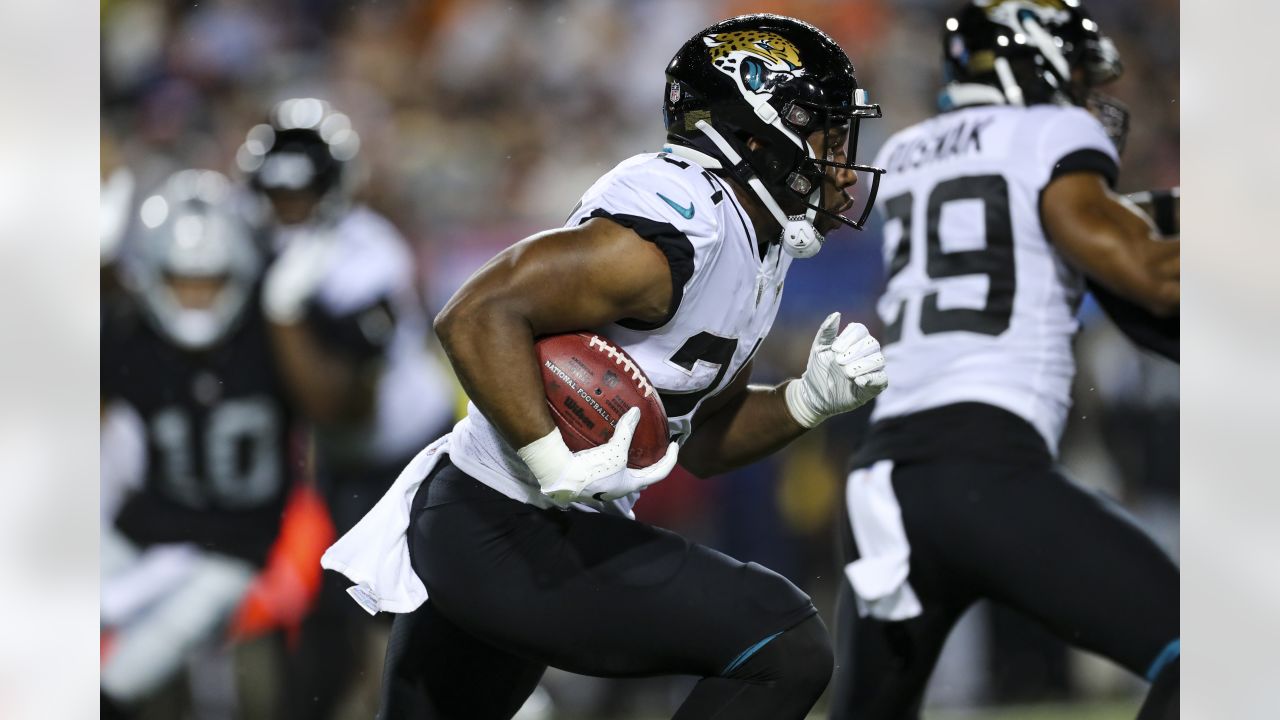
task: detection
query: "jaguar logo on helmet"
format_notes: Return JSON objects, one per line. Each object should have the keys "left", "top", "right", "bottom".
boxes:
{"left": 704, "top": 31, "right": 804, "bottom": 100}
{"left": 978, "top": 0, "right": 1072, "bottom": 28}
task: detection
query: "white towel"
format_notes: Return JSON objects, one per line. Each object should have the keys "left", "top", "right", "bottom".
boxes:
{"left": 319, "top": 435, "right": 450, "bottom": 615}
{"left": 843, "top": 460, "right": 923, "bottom": 621}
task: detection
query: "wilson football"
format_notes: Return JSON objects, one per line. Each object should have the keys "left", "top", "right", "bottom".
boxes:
{"left": 534, "top": 332, "right": 669, "bottom": 468}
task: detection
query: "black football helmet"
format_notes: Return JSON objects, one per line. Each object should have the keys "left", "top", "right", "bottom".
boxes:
{"left": 236, "top": 98, "right": 361, "bottom": 224}
{"left": 663, "top": 14, "right": 885, "bottom": 258}
{"left": 940, "top": 1, "right": 1128, "bottom": 149}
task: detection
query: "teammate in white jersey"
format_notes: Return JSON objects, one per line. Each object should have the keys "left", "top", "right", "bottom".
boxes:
{"left": 323, "top": 14, "right": 888, "bottom": 720}
{"left": 829, "top": 3, "right": 1179, "bottom": 719}
{"left": 237, "top": 99, "right": 457, "bottom": 719}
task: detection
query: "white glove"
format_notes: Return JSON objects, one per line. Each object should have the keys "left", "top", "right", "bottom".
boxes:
{"left": 516, "top": 407, "right": 679, "bottom": 506}
{"left": 784, "top": 312, "right": 888, "bottom": 428}
{"left": 262, "top": 230, "right": 337, "bottom": 324}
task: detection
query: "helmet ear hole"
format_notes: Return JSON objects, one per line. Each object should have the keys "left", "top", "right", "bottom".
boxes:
{"left": 787, "top": 172, "right": 813, "bottom": 194}
{"left": 783, "top": 103, "right": 815, "bottom": 132}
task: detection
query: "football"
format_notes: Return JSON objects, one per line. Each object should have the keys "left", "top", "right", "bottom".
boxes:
{"left": 534, "top": 332, "right": 669, "bottom": 468}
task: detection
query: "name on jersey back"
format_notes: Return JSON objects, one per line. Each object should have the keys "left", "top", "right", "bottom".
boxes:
{"left": 883, "top": 116, "right": 995, "bottom": 174}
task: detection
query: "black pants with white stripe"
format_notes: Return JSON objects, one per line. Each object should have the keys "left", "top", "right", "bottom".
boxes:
{"left": 378, "top": 456, "right": 830, "bottom": 720}
{"left": 829, "top": 403, "right": 1179, "bottom": 720}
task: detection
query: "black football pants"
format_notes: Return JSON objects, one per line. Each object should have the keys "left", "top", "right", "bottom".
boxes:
{"left": 830, "top": 404, "right": 1179, "bottom": 719}
{"left": 378, "top": 456, "right": 831, "bottom": 720}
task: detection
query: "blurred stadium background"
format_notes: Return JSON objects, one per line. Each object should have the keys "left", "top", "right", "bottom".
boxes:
{"left": 100, "top": 0, "right": 1179, "bottom": 717}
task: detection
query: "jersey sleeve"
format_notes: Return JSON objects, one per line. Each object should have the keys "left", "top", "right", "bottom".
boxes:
{"left": 1036, "top": 106, "right": 1120, "bottom": 188}
{"left": 309, "top": 209, "right": 417, "bottom": 360}
{"left": 566, "top": 155, "right": 721, "bottom": 330}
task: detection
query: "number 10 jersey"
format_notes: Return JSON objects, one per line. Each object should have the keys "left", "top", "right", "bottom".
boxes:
{"left": 868, "top": 104, "right": 1119, "bottom": 456}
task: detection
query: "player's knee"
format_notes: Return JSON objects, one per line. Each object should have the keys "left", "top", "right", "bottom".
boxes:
{"left": 726, "top": 615, "right": 834, "bottom": 697}
{"left": 780, "top": 615, "right": 835, "bottom": 693}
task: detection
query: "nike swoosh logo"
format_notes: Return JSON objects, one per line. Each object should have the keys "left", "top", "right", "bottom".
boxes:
{"left": 592, "top": 492, "right": 609, "bottom": 502}
{"left": 657, "top": 192, "right": 695, "bottom": 219}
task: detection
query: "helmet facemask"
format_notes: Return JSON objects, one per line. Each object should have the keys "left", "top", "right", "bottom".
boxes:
{"left": 773, "top": 92, "right": 884, "bottom": 234}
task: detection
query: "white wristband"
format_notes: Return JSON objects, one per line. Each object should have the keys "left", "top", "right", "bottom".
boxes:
{"left": 784, "top": 379, "right": 825, "bottom": 429}
{"left": 515, "top": 428, "right": 572, "bottom": 490}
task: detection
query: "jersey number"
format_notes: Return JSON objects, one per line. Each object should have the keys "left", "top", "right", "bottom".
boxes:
{"left": 150, "top": 397, "right": 282, "bottom": 509}
{"left": 882, "top": 174, "right": 1016, "bottom": 343}
{"left": 658, "top": 332, "right": 739, "bottom": 418}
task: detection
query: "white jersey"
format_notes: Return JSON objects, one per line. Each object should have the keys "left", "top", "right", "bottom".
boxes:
{"left": 868, "top": 104, "right": 1118, "bottom": 455}
{"left": 283, "top": 206, "right": 456, "bottom": 466}
{"left": 449, "top": 151, "right": 792, "bottom": 515}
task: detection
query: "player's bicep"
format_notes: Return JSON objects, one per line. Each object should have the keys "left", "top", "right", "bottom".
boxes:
{"left": 1041, "top": 172, "right": 1178, "bottom": 315}
{"left": 439, "top": 217, "right": 674, "bottom": 336}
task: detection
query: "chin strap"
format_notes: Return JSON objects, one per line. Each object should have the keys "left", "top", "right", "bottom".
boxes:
{"left": 993, "top": 57, "right": 1026, "bottom": 106}
{"left": 688, "top": 120, "right": 824, "bottom": 259}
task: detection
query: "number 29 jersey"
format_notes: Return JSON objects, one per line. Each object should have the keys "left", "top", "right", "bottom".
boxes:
{"left": 868, "top": 104, "right": 1118, "bottom": 455}
{"left": 447, "top": 150, "right": 792, "bottom": 514}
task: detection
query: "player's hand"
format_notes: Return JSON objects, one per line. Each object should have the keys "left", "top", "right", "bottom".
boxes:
{"left": 262, "top": 231, "right": 337, "bottom": 324}
{"left": 517, "top": 407, "right": 679, "bottom": 506}
{"left": 784, "top": 312, "right": 888, "bottom": 428}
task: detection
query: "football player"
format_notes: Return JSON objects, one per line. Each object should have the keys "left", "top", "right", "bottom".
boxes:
{"left": 100, "top": 170, "right": 298, "bottom": 713}
{"left": 322, "top": 14, "right": 888, "bottom": 720}
{"left": 829, "top": 3, "right": 1179, "bottom": 719}
{"left": 237, "top": 98, "right": 457, "bottom": 718}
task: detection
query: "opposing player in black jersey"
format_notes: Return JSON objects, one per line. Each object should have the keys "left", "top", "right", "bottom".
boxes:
{"left": 100, "top": 170, "right": 299, "bottom": 712}
{"left": 830, "top": 3, "right": 1179, "bottom": 719}
{"left": 323, "top": 14, "right": 888, "bottom": 720}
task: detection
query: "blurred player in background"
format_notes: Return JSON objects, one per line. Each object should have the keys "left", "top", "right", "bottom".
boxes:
{"left": 237, "top": 98, "right": 457, "bottom": 719}
{"left": 323, "top": 14, "right": 888, "bottom": 720}
{"left": 100, "top": 170, "right": 299, "bottom": 717}
{"left": 831, "top": 2, "right": 1178, "bottom": 719}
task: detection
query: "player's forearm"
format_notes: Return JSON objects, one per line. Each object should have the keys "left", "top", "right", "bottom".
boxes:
{"left": 433, "top": 301, "right": 557, "bottom": 450}
{"left": 1088, "top": 226, "right": 1180, "bottom": 318}
{"left": 680, "top": 382, "right": 807, "bottom": 478}
{"left": 268, "top": 322, "right": 373, "bottom": 424}
{"left": 1046, "top": 176, "right": 1181, "bottom": 318}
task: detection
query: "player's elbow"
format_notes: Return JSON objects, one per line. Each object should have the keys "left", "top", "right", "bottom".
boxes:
{"left": 433, "top": 295, "right": 483, "bottom": 355}
{"left": 676, "top": 438, "right": 724, "bottom": 479}
{"left": 432, "top": 304, "right": 461, "bottom": 350}
{"left": 1129, "top": 248, "right": 1180, "bottom": 318}
{"left": 1142, "top": 281, "right": 1180, "bottom": 318}
{"left": 1084, "top": 240, "right": 1179, "bottom": 318}
{"left": 679, "top": 455, "right": 715, "bottom": 480}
